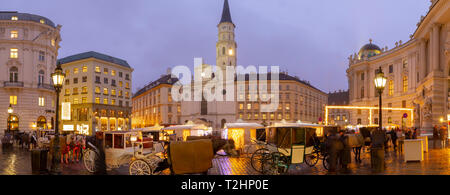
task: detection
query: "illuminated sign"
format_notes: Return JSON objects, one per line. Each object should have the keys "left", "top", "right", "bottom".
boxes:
{"left": 63, "top": 125, "right": 74, "bottom": 131}
{"left": 61, "top": 102, "right": 71, "bottom": 121}
{"left": 77, "top": 124, "right": 89, "bottom": 135}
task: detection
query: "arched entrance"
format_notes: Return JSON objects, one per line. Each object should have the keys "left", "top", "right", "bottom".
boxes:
{"left": 7, "top": 114, "right": 19, "bottom": 131}
{"left": 37, "top": 116, "right": 47, "bottom": 129}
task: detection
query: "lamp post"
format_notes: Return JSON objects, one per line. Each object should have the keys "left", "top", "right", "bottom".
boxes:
{"left": 374, "top": 67, "right": 387, "bottom": 130}
{"left": 7, "top": 104, "right": 13, "bottom": 133}
{"left": 50, "top": 62, "right": 65, "bottom": 175}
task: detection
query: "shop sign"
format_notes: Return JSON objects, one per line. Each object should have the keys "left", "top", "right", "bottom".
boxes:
{"left": 63, "top": 125, "right": 74, "bottom": 131}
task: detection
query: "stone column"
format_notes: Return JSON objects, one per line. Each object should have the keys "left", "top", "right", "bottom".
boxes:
{"left": 432, "top": 23, "right": 441, "bottom": 72}
{"left": 420, "top": 38, "right": 427, "bottom": 79}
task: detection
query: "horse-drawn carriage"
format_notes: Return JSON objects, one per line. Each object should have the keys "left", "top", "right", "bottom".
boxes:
{"left": 250, "top": 122, "right": 324, "bottom": 174}
{"left": 83, "top": 130, "right": 215, "bottom": 175}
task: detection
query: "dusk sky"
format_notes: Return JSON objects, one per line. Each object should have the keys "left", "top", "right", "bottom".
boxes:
{"left": 4, "top": 0, "right": 430, "bottom": 94}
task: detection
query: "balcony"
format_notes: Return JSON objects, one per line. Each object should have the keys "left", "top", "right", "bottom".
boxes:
{"left": 4, "top": 81, "right": 24, "bottom": 88}
{"left": 37, "top": 83, "right": 55, "bottom": 91}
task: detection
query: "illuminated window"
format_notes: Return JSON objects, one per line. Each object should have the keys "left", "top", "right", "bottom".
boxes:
{"left": 111, "top": 89, "right": 116, "bottom": 96}
{"left": 104, "top": 68, "right": 108, "bottom": 75}
{"left": 10, "top": 96, "right": 17, "bottom": 105}
{"left": 389, "top": 80, "right": 394, "bottom": 96}
{"left": 40, "top": 19, "right": 45, "bottom": 24}
{"left": 82, "top": 97, "right": 87, "bottom": 104}
{"left": 73, "top": 87, "right": 78, "bottom": 94}
{"left": 270, "top": 113, "right": 275, "bottom": 120}
{"left": 177, "top": 105, "right": 181, "bottom": 113}
{"left": 11, "top": 16, "right": 18, "bottom": 21}
{"left": 286, "top": 114, "right": 290, "bottom": 120}
{"left": 286, "top": 103, "right": 290, "bottom": 111}
{"left": 74, "top": 68, "right": 79, "bottom": 74}
{"left": 247, "top": 103, "right": 252, "bottom": 110}
{"left": 111, "top": 99, "right": 116, "bottom": 105}
{"left": 38, "top": 97, "right": 45, "bottom": 107}
{"left": 95, "top": 66, "right": 101, "bottom": 73}
{"left": 126, "top": 82, "right": 130, "bottom": 89}
{"left": 10, "top": 31, "right": 18, "bottom": 39}
{"left": 103, "top": 98, "right": 108, "bottom": 105}
{"left": 73, "top": 98, "right": 79, "bottom": 104}
{"left": 95, "top": 98, "right": 100, "bottom": 104}
{"left": 111, "top": 70, "right": 116, "bottom": 76}
{"left": 39, "top": 51, "right": 45, "bottom": 61}
{"left": 125, "top": 92, "right": 129, "bottom": 98}
{"left": 403, "top": 76, "right": 408, "bottom": 92}
{"left": 119, "top": 90, "right": 123, "bottom": 97}
{"left": 82, "top": 86, "right": 87, "bottom": 93}
{"left": 65, "top": 70, "right": 70, "bottom": 76}
{"left": 262, "top": 114, "right": 267, "bottom": 120}
{"left": 10, "top": 48, "right": 18, "bottom": 58}
{"left": 103, "top": 88, "right": 108, "bottom": 95}
{"left": 119, "top": 81, "right": 123, "bottom": 87}
{"left": 254, "top": 114, "right": 259, "bottom": 119}
{"left": 82, "top": 66, "right": 88, "bottom": 72}
{"left": 95, "top": 87, "right": 100, "bottom": 94}
{"left": 239, "top": 113, "right": 243, "bottom": 119}
{"left": 51, "top": 39, "right": 55, "bottom": 46}
{"left": 65, "top": 89, "right": 70, "bottom": 95}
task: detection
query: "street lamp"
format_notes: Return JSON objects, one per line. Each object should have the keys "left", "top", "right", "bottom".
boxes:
{"left": 50, "top": 62, "right": 65, "bottom": 175}
{"left": 374, "top": 67, "right": 387, "bottom": 130}
{"left": 7, "top": 104, "right": 13, "bottom": 133}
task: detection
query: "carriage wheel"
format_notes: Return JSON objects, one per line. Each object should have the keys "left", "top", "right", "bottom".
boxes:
{"left": 83, "top": 149, "right": 96, "bottom": 173}
{"left": 305, "top": 151, "right": 319, "bottom": 167}
{"left": 250, "top": 148, "right": 272, "bottom": 174}
{"left": 322, "top": 153, "right": 330, "bottom": 170}
{"left": 129, "top": 160, "right": 153, "bottom": 175}
{"left": 270, "top": 152, "right": 290, "bottom": 175}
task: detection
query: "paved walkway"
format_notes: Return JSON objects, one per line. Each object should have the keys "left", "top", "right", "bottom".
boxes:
{"left": 2, "top": 140, "right": 450, "bottom": 175}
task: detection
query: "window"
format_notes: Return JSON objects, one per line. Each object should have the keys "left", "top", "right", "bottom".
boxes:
{"left": 95, "top": 87, "right": 100, "bottom": 94}
{"left": 388, "top": 103, "right": 392, "bottom": 113}
{"left": 388, "top": 117, "right": 392, "bottom": 124}
{"left": 125, "top": 92, "right": 129, "bottom": 98}
{"left": 389, "top": 65, "right": 393, "bottom": 73}
{"left": 38, "top": 70, "right": 44, "bottom": 84}
{"left": 82, "top": 86, "right": 87, "bottom": 93}
{"left": 82, "top": 97, "right": 87, "bottom": 104}
{"left": 104, "top": 68, "right": 108, "bottom": 75}
{"left": 95, "top": 66, "right": 101, "bottom": 73}
{"left": 73, "top": 78, "right": 78, "bottom": 84}
{"left": 65, "top": 70, "right": 70, "bottom": 76}
{"left": 111, "top": 70, "right": 116, "bottom": 76}
{"left": 119, "top": 72, "right": 123, "bottom": 77}
{"left": 103, "top": 98, "right": 108, "bottom": 105}
{"left": 103, "top": 88, "right": 109, "bottom": 95}
{"left": 119, "top": 90, "right": 123, "bottom": 97}
{"left": 286, "top": 103, "right": 290, "bottom": 111}
{"left": 403, "top": 60, "right": 408, "bottom": 69}
{"left": 125, "top": 82, "right": 130, "bottom": 89}
{"left": 111, "top": 89, "right": 116, "bottom": 96}
{"left": 73, "top": 87, "right": 78, "bottom": 94}
{"left": 74, "top": 68, "right": 79, "bottom": 74}
{"left": 95, "top": 76, "right": 101, "bottom": 83}
{"left": 39, "top": 51, "right": 45, "bottom": 61}
{"left": 111, "top": 99, "right": 116, "bottom": 105}
{"left": 10, "top": 96, "right": 17, "bottom": 105}
{"left": 9, "top": 67, "right": 18, "bottom": 82}
{"left": 104, "top": 78, "right": 108, "bottom": 84}
{"left": 119, "top": 81, "right": 123, "bottom": 87}
{"left": 10, "top": 48, "right": 18, "bottom": 58}
{"left": 51, "top": 39, "right": 55, "bottom": 46}
{"left": 125, "top": 74, "right": 130, "bottom": 80}
{"left": 65, "top": 89, "right": 70, "bottom": 95}
{"left": 403, "top": 76, "right": 408, "bottom": 92}
{"left": 73, "top": 98, "right": 79, "bottom": 104}
{"left": 111, "top": 80, "right": 116, "bottom": 86}
{"left": 95, "top": 98, "right": 100, "bottom": 104}
{"left": 360, "top": 87, "right": 364, "bottom": 98}
{"left": 389, "top": 80, "right": 394, "bottom": 96}
{"left": 11, "top": 31, "right": 18, "bottom": 39}
{"left": 11, "top": 16, "right": 18, "bottom": 21}
{"left": 361, "top": 73, "right": 364, "bottom": 81}
{"left": 82, "top": 76, "right": 87, "bottom": 82}
{"left": 40, "top": 19, "right": 45, "bottom": 24}
{"left": 82, "top": 66, "right": 88, "bottom": 72}
{"left": 402, "top": 100, "right": 407, "bottom": 108}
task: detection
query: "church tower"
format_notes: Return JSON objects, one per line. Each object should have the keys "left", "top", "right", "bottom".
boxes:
{"left": 216, "top": 0, "right": 237, "bottom": 73}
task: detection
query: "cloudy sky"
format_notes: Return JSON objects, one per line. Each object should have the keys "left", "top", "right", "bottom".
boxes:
{"left": 4, "top": 0, "right": 430, "bottom": 93}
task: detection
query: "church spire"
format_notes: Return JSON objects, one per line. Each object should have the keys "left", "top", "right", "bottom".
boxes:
{"left": 220, "top": 0, "right": 233, "bottom": 24}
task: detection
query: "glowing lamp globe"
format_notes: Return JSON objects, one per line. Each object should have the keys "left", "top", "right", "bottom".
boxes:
{"left": 374, "top": 67, "right": 387, "bottom": 91}
{"left": 7, "top": 104, "right": 13, "bottom": 114}
{"left": 51, "top": 62, "right": 65, "bottom": 89}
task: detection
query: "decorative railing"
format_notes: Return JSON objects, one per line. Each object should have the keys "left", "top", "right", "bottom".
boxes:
{"left": 4, "top": 81, "right": 24, "bottom": 87}
{"left": 37, "top": 83, "right": 55, "bottom": 90}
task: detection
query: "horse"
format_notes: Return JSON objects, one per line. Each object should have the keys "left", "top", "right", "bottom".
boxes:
{"left": 21, "top": 133, "right": 30, "bottom": 149}
{"left": 186, "top": 135, "right": 238, "bottom": 156}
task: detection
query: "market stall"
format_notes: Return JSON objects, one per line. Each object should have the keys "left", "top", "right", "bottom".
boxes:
{"left": 160, "top": 121, "right": 211, "bottom": 141}
{"left": 223, "top": 119, "right": 264, "bottom": 152}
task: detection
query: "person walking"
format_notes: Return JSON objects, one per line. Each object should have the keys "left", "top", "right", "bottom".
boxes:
{"left": 433, "top": 125, "right": 439, "bottom": 149}
{"left": 325, "top": 131, "right": 342, "bottom": 173}
{"left": 390, "top": 129, "right": 398, "bottom": 151}
{"left": 439, "top": 125, "right": 448, "bottom": 149}
{"left": 338, "top": 131, "right": 351, "bottom": 172}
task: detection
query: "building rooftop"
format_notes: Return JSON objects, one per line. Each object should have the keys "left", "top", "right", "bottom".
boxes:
{"left": 328, "top": 90, "right": 349, "bottom": 105}
{"left": 133, "top": 74, "right": 179, "bottom": 98}
{"left": 58, "top": 51, "right": 131, "bottom": 68}
{"left": 0, "top": 11, "right": 55, "bottom": 27}
{"left": 219, "top": 0, "right": 234, "bottom": 25}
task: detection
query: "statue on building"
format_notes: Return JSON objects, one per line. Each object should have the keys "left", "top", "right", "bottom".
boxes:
{"left": 422, "top": 97, "right": 433, "bottom": 120}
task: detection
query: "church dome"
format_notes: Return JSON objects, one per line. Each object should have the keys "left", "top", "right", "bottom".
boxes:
{"left": 358, "top": 39, "right": 381, "bottom": 60}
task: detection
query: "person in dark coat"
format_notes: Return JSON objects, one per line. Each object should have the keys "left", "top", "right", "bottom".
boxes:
{"left": 390, "top": 129, "right": 398, "bottom": 150}
{"left": 325, "top": 131, "right": 343, "bottom": 173}
{"left": 338, "top": 131, "right": 351, "bottom": 172}
{"left": 433, "top": 125, "right": 439, "bottom": 149}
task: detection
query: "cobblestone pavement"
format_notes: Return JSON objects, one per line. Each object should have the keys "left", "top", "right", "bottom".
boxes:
{"left": 2, "top": 140, "right": 450, "bottom": 175}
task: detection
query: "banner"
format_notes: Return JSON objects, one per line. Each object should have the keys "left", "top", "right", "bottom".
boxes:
{"left": 61, "top": 102, "right": 71, "bottom": 121}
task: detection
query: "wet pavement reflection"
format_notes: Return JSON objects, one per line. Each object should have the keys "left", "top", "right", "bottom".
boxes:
{"left": 2, "top": 140, "right": 450, "bottom": 175}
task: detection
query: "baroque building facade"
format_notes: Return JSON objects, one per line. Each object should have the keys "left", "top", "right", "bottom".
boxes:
{"left": 132, "top": 0, "right": 328, "bottom": 129}
{"left": 347, "top": 0, "right": 450, "bottom": 133}
{"left": 59, "top": 51, "right": 133, "bottom": 135}
{"left": 0, "top": 12, "right": 61, "bottom": 134}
